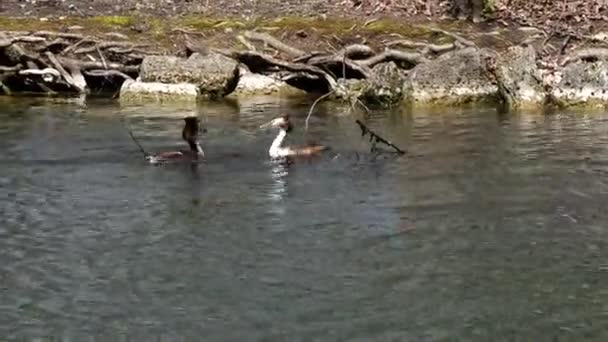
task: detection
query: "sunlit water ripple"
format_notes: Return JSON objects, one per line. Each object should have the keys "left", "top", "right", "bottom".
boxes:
{"left": 2, "top": 98, "right": 608, "bottom": 341}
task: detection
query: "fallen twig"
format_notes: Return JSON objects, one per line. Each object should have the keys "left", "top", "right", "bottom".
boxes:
{"left": 243, "top": 31, "right": 305, "bottom": 58}
{"left": 430, "top": 28, "right": 476, "bottom": 47}
{"left": 559, "top": 35, "right": 572, "bottom": 56}
{"left": 171, "top": 28, "right": 206, "bottom": 37}
{"left": 45, "top": 51, "right": 86, "bottom": 92}
{"left": 32, "top": 31, "right": 85, "bottom": 40}
{"left": 0, "top": 65, "right": 22, "bottom": 73}
{"left": 19, "top": 68, "right": 61, "bottom": 82}
{"left": 73, "top": 42, "right": 147, "bottom": 55}
{"left": 60, "top": 38, "right": 93, "bottom": 55}
{"left": 0, "top": 35, "right": 46, "bottom": 48}
{"left": 236, "top": 35, "right": 257, "bottom": 51}
{"left": 96, "top": 46, "right": 108, "bottom": 69}
{"left": 560, "top": 48, "right": 608, "bottom": 66}
{"left": 0, "top": 78, "right": 11, "bottom": 95}
{"left": 84, "top": 69, "right": 134, "bottom": 80}
{"left": 57, "top": 56, "right": 140, "bottom": 72}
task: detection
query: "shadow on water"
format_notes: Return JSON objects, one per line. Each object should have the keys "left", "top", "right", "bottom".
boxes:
{"left": 2, "top": 96, "right": 608, "bottom": 340}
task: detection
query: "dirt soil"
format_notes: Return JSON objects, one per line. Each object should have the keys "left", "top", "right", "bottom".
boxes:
{"left": 2, "top": 0, "right": 433, "bottom": 19}
{"left": 3, "top": 0, "right": 608, "bottom": 32}
{"left": 2, "top": 0, "right": 608, "bottom": 60}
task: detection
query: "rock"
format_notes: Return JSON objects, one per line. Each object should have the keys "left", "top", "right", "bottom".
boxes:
{"left": 406, "top": 47, "right": 498, "bottom": 106}
{"left": 332, "top": 78, "right": 368, "bottom": 103}
{"left": 130, "top": 23, "right": 150, "bottom": 33}
{"left": 330, "top": 63, "right": 405, "bottom": 108}
{"left": 360, "top": 62, "right": 406, "bottom": 107}
{"left": 139, "top": 53, "right": 240, "bottom": 98}
{"left": 119, "top": 79, "right": 199, "bottom": 103}
{"left": 551, "top": 61, "right": 608, "bottom": 108}
{"left": 495, "top": 45, "right": 545, "bottom": 109}
{"left": 231, "top": 69, "right": 305, "bottom": 97}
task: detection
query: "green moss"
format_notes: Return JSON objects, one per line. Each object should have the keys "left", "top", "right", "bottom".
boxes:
{"left": 0, "top": 14, "right": 469, "bottom": 43}
{"left": 0, "top": 17, "right": 56, "bottom": 31}
{"left": 90, "top": 15, "right": 134, "bottom": 27}
{"left": 483, "top": 0, "right": 496, "bottom": 15}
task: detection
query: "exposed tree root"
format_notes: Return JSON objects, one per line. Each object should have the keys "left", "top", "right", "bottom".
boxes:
{"left": 307, "top": 54, "right": 374, "bottom": 79}
{"left": 235, "top": 50, "right": 337, "bottom": 91}
{"left": 223, "top": 31, "right": 442, "bottom": 95}
{"left": 0, "top": 30, "right": 158, "bottom": 94}
{"left": 359, "top": 49, "right": 429, "bottom": 68}
{"left": 385, "top": 39, "right": 456, "bottom": 55}
{"left": 243, "top": 31, "right": 306, "bottom": 58}
{"left": 0, "top": 28, "right": 482, "bottom": 100}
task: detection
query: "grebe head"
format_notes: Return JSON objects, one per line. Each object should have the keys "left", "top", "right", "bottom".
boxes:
{"left": 182, "top": 116, "right": 201, "bottom": 141}
{"left": 182, "top": 116, "right": 205, "bottom": 157}
{"left": 259, "top": 115, "right": 292, "bottom": 132}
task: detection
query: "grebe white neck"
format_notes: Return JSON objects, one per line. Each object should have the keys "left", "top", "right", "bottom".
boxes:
{"left": 269, "top": 129, "right": 290, "bottom": 158}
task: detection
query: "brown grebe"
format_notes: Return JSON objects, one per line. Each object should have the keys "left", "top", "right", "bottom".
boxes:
{"left": 146, "top": 116, "right": 205, "bottom": 164}
{"left": 260, "top": 115, "right": 328, "bottom": 158}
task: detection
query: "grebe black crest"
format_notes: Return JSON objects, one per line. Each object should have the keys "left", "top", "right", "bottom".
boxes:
{"left": 146, "top": 116, "right": 206, "bottom": 165}
{"left": 260, "top": 115, "right": 329, "bottom": 159}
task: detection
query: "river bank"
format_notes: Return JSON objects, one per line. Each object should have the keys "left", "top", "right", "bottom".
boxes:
{"left": 2, "top": 7, "right": 608, "bottom": 111}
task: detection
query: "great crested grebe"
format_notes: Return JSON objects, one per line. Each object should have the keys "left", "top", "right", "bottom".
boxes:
{"left": 260, "top": 115, "right": 329, "bottom": 158}
{"left": 146, "top": 116, "right": 205, "bottom": 164}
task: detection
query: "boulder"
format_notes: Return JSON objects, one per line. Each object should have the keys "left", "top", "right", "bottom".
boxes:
{"left": 550, "top": 61, "right": 608, "bottom": 108}
{"left": 360, "top": 62, "right": 406, "bottom": 107}
{"left": 330, "top": 62, "right": 406, "bottom": 108}
{"left": 332, "top": 78, "right": 368, "bottom": 103}
{"left": 139, "top": 52, "right": 239, "bottom": 98}
{"left": 495, "top": 45, "right": 545, "bottom": 109}
{"left": 406, "top": 47, "right": 498, "bottom": 106}
{"left": 231, "top": 68, "right": 306, "bottom": 97}
{"left": 119, "top": 79, "right": 199, "bottom": 103}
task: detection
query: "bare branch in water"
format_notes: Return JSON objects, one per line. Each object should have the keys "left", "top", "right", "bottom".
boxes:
{"left": 305, "top": 90, "right": 335, "bottom": 131}
{"left": 355, "top": 120, "right": 406, "bottom": 155}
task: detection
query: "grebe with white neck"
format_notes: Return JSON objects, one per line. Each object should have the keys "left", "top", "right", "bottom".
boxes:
{"left": 260, "top": 115, "right": 329, "bottom": 158}
{"left": 146, "top": 116, "right": 205, "bottom": 165}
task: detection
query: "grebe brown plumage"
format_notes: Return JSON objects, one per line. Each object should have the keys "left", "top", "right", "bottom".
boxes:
{"left": 260, "top": 115, "right": 329, "bottom": 159}
{"left": 146, "top": 116, "right": 205, "bottom": 164}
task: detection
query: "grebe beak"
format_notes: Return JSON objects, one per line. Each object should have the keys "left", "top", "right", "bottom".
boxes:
{"left": 259, "top": 119, "right": 275, "bottom": 129}
{"left": 259, "top": 117, "right": 285, "bottom": 129}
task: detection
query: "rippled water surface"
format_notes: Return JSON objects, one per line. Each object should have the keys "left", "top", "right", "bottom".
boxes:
{"left": 2, "top": 97, "right": 608, "bottom": 341}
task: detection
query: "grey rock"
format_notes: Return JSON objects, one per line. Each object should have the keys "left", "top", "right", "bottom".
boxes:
{"left": 139, "top": 52, "right": 240, "bottom": 98}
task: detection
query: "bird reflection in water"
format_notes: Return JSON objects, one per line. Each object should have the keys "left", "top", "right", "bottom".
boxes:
{"left": 267, "top": 158, "right": 293, "bottom": 215}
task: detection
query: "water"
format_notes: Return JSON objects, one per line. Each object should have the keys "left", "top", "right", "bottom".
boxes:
{"left": 2, "top": 97, "right": 608, "bottom": 341}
